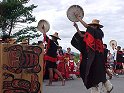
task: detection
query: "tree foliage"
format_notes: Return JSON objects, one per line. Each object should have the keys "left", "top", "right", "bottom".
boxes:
{"left": 74, "top": 53, "right": 79, "bottom": 63}
{"left": 12, "top": 26, "right": 41, "bottom": 43}
{"left": 0, "top": 0, "right": 41, "bottom": 43}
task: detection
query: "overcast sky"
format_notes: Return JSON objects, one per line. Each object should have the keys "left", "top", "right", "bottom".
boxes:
{"left": 29, "top": 0, "right": 124, "bottom": 53}
{"left": 2, "top": 0, "right": 124, "bottom": 53}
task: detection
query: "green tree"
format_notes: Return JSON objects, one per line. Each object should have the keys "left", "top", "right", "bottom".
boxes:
{"left": 13, "top": 26, "right": 41, "bottom": 43}
{"left": 74, "top": 53, "right": 79, "bottom": 63}
{"left": 0, "top": 0, "right": 41, "bottom": 43}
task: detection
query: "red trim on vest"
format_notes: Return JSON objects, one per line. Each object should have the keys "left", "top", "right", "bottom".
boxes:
{"left": 43, "top": 34, "right": 50, "bottom": 54}
{"left": 115, "top": 62, "right": 122, "bottom": 65}
{"left": 45, "top": 39, "right": 50, "bottom": 53}
{"left": 95, "top": 39, "right": 104, "bottom": 53}
{"left": 44, "top": 55, "right": 57, "bottom": 62}
{"left": 84, "top": 32, "right": 104, "bottom": 53}
{"left": 84, "top": 32, "right": 95, "bottom": 51}
{"left": 43, "top": 34, "right": 46, "bottom": 42}
{"left": 117, "top": 51, "right": 123, "bottom": 54}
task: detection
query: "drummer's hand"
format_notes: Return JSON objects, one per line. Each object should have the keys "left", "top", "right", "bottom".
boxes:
{"left": 74, "top": 13, "right": 81, "bottom": 19}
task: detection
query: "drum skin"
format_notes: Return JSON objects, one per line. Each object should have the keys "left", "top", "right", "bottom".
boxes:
{"left": 37, "top": 19, "right": 50, "bottom": 33}
{"left": 67, "top": 5, "right": 84, "bottom": 22}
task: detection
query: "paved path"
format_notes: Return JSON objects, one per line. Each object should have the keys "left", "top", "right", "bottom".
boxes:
{"left": 43, "top": 75, "right": 124, "bottom": 93}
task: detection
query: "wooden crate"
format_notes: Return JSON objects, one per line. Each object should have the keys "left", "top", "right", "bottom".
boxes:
{"left": 0, "top": 43, "right": 44, "bottom": 93}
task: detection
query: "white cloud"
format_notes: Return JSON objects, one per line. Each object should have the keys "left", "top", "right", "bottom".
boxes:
{"left": 2, "top": 0, "right": 123, "bottom": 53}
{"left": 30, "top": 0, "right": 124, "bottom": 52}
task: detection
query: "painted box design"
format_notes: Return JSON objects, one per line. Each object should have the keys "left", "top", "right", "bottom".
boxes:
{"left": 0, "top": 44, "right": 43, "bottom": 93}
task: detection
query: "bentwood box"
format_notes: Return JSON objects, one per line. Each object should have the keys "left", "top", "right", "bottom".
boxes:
{"left": 0, "top": 43, "right": 44, "bottom": 93}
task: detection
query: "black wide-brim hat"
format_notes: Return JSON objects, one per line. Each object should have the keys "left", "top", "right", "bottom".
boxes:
{"left": 49, "top": 32, "right": 61, "bottom": 40}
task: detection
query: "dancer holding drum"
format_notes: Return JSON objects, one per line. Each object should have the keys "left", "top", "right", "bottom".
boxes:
{"left": 37, "top": 20, "right": 65, "bottom": 86}
{"left": 67, "top": 5, "right": 113, "bottom": 93}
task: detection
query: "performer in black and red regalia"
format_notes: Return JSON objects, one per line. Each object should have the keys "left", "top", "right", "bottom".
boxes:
{"left": 55, "top": 46, "right": 65, "bottom": 79}
{"left": 43, "top": 30, "right": 65, "bottom": 86}
{"left": 71, "top": 14, "right": 113, "bottom": 93}
{"left": 64, "top": 47, "right": 71, "bottom": 79}
{"left": 103, "top": 44, "right": 113, "bottom": 79}
{"left": 115, "top": 46, "right": 124, "bottom": 74}
{"left": 64, "top": 47, "right": 71, "bottom": 60}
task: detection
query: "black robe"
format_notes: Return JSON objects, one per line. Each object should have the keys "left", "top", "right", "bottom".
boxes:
{"left": 104, "top": 48, "right": 109, "bottom": 68}
{"left": 116, "top": 51, "right": 123, "bottom": 69}
{"left": 71, "top": 27, "right": 106, "bottom": 89}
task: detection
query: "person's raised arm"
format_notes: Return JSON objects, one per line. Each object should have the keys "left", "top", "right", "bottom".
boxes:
{"left": 42, "top": 25, "right": 46, "bottom": 36}
{"left": 73, "top": 22, "right": 83, "bottom": 37}
{"left": 42, "top": 25, "right": 49, "bottom": 42}
{"left": 75, "top": 14, "right": 89, "bottom": 28}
